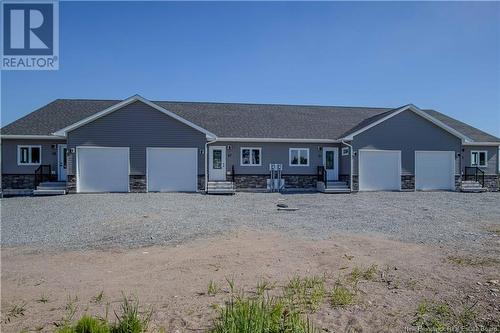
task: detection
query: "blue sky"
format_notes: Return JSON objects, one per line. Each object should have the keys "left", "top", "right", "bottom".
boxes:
{"left": 1, "top": 1, "right": 499, "bottom": 137}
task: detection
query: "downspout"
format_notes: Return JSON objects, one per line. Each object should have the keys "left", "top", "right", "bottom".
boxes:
{"left": 341, "top": 139, "right": 353, "bottom": 192}
{"left": 205, "top": 137, "right": 218, "bottom": 193}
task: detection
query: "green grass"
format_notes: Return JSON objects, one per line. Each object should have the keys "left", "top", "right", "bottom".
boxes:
{"left": 348, "top": 265, "right": 378, "bottom": 284}
{"left": 330, "top": 282, "right": 355, "bottom": 308}
{"left": 56, "top": 316, "right": 110, "bottom": 333}
{"left": 256, "top": 279, "right": 274, "bottom": 296}
{"left": 208, "top": 280, "right": 220, "bottom": 296}
{"left": 411, "top": 300, "right": 483, "bottom": 333}
{"left": 282, "top": 276, "right": 326, "bottom": 313}
{"left": 447, "top": 255, "right": 500, "bottom": 266}
{"left": 210, "top": 295, "right": 316, "bottom": 333}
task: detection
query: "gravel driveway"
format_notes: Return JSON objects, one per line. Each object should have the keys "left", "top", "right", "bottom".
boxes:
{"left": 1, "top": 192, "right": 499, "bottom": 251}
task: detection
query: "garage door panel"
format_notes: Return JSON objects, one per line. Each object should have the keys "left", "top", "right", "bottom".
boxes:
{"left": 147, "top": 148, "right": 197, "bottom": 192}
{"left": 77, "top": 147, "right": 129, "bottom": 193}
{"left": 415, "top": 151, "right": 454, "bottom": 191}
{"left": 359, "top": 150, "right": 401, "bottom": 191}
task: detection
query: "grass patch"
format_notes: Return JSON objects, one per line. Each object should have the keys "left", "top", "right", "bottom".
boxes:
{"left": 348, "top": 264, "right": 378, "bottom": 284}
{"left": 411, "top": 300, "right": 480, "bottom": 333}
{"left": 282, "top": 276, "right": 326, "bottom": 312}
{"left": 211, "top": 295, "right": 316, "bottom": 333}
{"left": 330, "top": 282, "right": 355, "bottom": 308}
{"left": 447, "top": 256, "right": 500, "bottom": 266}
{"left": 208, "top": 280, "right": 220, "bottom": 296}
{"left": 92, "top": 291, "right": 105, "bottom": 304}
{"left": 56, "top": 315, "right": 110, "bottom": 333}
{"left": 256, "top": 279, "right": 274, "bottom": 296}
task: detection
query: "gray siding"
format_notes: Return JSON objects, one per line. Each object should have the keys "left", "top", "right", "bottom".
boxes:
{"left": 67, "top": 101, "right": 206, "bottom": 175}
{"left": 352, "top": 110, "right": 462, "bottom": 175}
{"left": 212, "top": 141, "right": 344, "bottom": 175}
{"left": 1, "top": 139, "right": 64, "bottom": 174}
{"left": 462, "top": 146, "right": 498, "bottom": 175}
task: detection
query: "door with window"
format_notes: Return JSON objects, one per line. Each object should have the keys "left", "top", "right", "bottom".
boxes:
{"left": 323, "top": 147, "right": 339, "bottom": 181}
{"left": 58, "top": 144, "right": 67, "bottom": 181}
{"left": 209, "top": 146, "right": 226, "bottom": 181}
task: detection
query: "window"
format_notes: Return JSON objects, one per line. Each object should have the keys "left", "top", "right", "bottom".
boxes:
{"left": 17, "top": 145, "right": 42, "bottom": 165}
{"left": 241, "top": 147, "right": 261, "bottom": 166}
{"left": 342, "top": 147, "right": 349, "bottom": 156}
{"left": 289, "top": 148, "right": 309, "bottom": 166}
{"left": 471, "top": 151, "right": 487, "bottom": 167}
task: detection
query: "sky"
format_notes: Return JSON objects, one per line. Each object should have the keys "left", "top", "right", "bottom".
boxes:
{"left": 1, "top": 1, "right": 499, "bottom": 137}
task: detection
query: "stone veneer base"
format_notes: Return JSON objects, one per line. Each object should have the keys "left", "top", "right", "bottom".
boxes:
{"left": 2, "top": 174, "right": 36, "bottom": 189}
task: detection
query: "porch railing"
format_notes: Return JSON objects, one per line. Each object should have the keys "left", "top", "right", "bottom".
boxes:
{"left": 34, "top": 164, "right": 52, "bottom": 188}
{"left": 317, "top": 166, "right": 327, "bottom": 189}
{"left": 464, "top": 166, "right": 485, "bottom": 187}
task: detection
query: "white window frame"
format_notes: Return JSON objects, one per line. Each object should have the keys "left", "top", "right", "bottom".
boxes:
{"left": 341, "top": 147, "right": 349, "bottom": 156}
{"left": 17, "top": 145, "right": 42, "bottom": 166}
{"left": 471, "top": 150, "right": 488, "bottom": 167}
{"left": 240, "top": 147, "right": 262, "bottom": 166}
{"left": 289, "top": 148, "right": 310, "bottom": 167}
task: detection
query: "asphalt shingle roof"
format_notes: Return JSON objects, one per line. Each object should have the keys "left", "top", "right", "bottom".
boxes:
{"left": 1, "top": 99, "right": 499, "bottom": 143}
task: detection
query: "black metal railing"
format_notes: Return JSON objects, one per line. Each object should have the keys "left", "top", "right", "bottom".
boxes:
{"left": 464, "top": 166, "right": 485, "bottom": 187}
{"left": 317, "top": 166, "right": 327, "bottom": 189}
{"left": 34, "top": 164, "right": 52, "bottom": 187}
{"left": 231, "top": 165, "right": 235, "bottom": 183}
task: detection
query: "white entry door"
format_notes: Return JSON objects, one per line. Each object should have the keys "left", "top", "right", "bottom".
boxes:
{"left": 323, "top": 147, "right": 339, "bottom": 181}
{"left": 415, "top": 151, "right": 455, "bottom": 191}
{"left": 77, "top": 147, "right": 129, "bottom": 193}
{"left": 209, "top": 146, "right": 226, "bottom": 181}
{"left": 58, "top": 144, "right": 67, "bottom": 181}
{"left": 147, "top": 148, "right": 198, "bottom": 192}
{"left": 359, "top": 149, "right": 401, "bottom": 191}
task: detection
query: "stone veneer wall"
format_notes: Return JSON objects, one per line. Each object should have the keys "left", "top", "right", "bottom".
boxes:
{"left": 1, "top": 174, "right": 35, "bottom": 189}
{"left": 198, "top": 175, "right": 205, "bottom": 191}
{"left": 401, "top": 175, "right": 415, "bottom": 190}
{"left": 483, "top": 175, "right": 499, "bottom": 191}
{"left": 67, "top": 175, "right": 77, "bottom": 193}
{"left": 129, "top": 175, "right": 146, "bottom": 192}
{"left": 233, "top": 174, "right": 318, "bottom": 190}
{"left": 234, "top": 175, "right": 268, "bottom": 189}
{"left": 283, "top": 175, "right": 317, "bottom": 189}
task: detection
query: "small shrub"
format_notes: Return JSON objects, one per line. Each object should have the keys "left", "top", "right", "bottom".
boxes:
{"left": 330, "top": 283, "right": 355, "bottom": 308}
{"left": 210, "top": 295, "right": 316, "bottom": 333}
{"left": 208, "top": 280, "right": 220, "bottom": 296}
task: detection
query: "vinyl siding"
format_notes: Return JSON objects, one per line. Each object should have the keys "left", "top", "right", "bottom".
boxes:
{"left": 1, "top": 139, "right": 64, "bottom": 174}
{"left": 211, "top": 141, "right": 344, "bottom": 175}
{"left": 352, "top": 110, "right": 462, "bottom": 175}
{"left": 462, "top": 146, "right": 498, "bottom": 175}
{"left": 67, "top": 101, "right": 206, "bottom": 175}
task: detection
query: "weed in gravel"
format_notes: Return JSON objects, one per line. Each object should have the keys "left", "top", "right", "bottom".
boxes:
{"left": 211, "top": 294, "right": 317, "bottom": 333}
{"left": 225, "top": 276, "right": 236, "bottom": 294}
{"left": 36, "top": 293, "right": 49, "bottom": 303}
{"left": 92, "top": 291, "right": 105, "bottom": 303}
{"left": 411, "top": 300, "right": 481, "bottom": 332}
{"left": 56, "top": 315, "right": 110, "bottom": 333}
{"left": 447, "top": 256, "right": 500, "bottom": 266}
{"left": 349, "top": 265, "right": 378, "bottom": 284}
{"left": 3, "top": 301, "right": 27, "bottom": 323}
{"left": 283, "top": 275, "right": 326, "bottom": 313}
{"left": 111, "top": 294, "right": 153, "bottom": 333}
{"left": 330, "top": 282, "right": 355, "bottom": 308}
{"left": 256, "top": 279, "right": 274, "bottom": 296}
{"left": 208, "top": 280, "right": 220, "bottom": 296}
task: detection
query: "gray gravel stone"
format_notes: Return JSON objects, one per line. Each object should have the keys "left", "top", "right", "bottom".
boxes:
{"left": 1, "top": 192, "right": 499, "bottom": 251}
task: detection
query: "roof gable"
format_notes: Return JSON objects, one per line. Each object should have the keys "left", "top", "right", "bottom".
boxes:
{"left": 52, "top": 95, "right": 216, "bottom": 139}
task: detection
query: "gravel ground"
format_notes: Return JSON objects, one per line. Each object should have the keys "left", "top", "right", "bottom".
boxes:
{"left": 1, "top": 192, "right": 499, "bottom": 251}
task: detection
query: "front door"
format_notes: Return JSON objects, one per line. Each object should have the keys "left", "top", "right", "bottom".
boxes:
{"left": 58, "top": 144, "right": 67, "bottom": 181}
{"left": 323, "top": 147, "right": 339, "bottom": 181}
{"left": 209, "top": 146, "right": 226, "bottom": 181}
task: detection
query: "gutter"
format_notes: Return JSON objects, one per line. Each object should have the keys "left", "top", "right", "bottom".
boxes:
{"left": 204, "top": 138, "right": 218, "bottom": 193}
{"left": 341, "top": 139, "right": 354, "bottom": 192}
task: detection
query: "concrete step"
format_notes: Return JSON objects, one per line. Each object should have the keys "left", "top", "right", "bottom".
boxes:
{"left": 206, "top": 188, "right": 235, "bottom": 194}
{"left": 33, "top": 189, "right": 66, "bottom": 196}
{"left": 460, "top": 188, "right": 487, "bottom": 193}
{"left": 326, "top": 181, "right": 347, "bottom": 186}
{"left": 37, "top": 186, "right": 66, "bottom": 191}
{"left": 323, "top": 188, "right": 351, "bottom": 194}
{"left": 39, "top": 181, "right": 66, "bottom": 187}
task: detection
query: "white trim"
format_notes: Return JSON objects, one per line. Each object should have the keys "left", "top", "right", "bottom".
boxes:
{"left": 470, "top": 150, "right": 488, "bottom": 167}
{"left": 217, "top": 137, "right": 339, "bottom": 143}
{"left": 240, "top": 147, "right": 262, "bottom": 166}
{"left": 17, "top": 145, "right": 42, "bottom": 166}
{"left": 53, "top": 95, "right": 217, "bottom": 139}
{"left": 289, "top": 148, "right": 310, "bottom": 167}
{"left": 358, "top": 149, "right": 402, "bottom": 191}
{"left": 415, "top": 151, "right": 456, "bottom": 191}
{"left": 463, "top": 142, "right": 500, "bottom": 146}
{"left": 2, "top": 135, "right": 65, "bottom": 140}
{"left": 76, "top": 146, "right": 130, "bottom": 193}
{"left": 342, "top": 104, "right": 472, "bottom": 142}
{"left": 146, "top": 147, "right": 198, "bottom": 193}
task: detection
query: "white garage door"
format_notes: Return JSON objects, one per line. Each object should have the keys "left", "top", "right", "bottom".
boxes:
{"left": 415, "top": 151, "right": 455, "bottom": 191}
{"left": 77, "top": 147, "right": 129, "bottom": 193}
{"left": 359, "top": 150, "right": 401, "bottom": 191}
{"left": 147, "top": 148, "right": 198, "bottom": 192}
